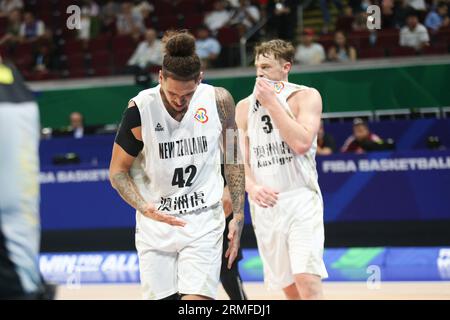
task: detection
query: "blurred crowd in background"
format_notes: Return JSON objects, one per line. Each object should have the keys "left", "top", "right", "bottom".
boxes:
{"left": 0, "top": 0, "right": 448, "bottom": 80}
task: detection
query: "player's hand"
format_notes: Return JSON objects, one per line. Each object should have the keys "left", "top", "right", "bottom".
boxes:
{"left": 254, "top": 78, "right": 278, "bottom": 110}
{"left": 248, "top": 184, "right": 279, "bottom": 208}
{"left": 142, "top": 203, "right": 186, "bottom": 227}
{"left": 225, "top": 216, "right": 243, "bottom": 269}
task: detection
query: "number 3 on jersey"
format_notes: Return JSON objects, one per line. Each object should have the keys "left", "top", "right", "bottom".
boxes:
{"left": 172, "top": 165, "right": 197, "bottom": 188}
{"left": 261, "top": 115, "right": 273, "bottom": 134}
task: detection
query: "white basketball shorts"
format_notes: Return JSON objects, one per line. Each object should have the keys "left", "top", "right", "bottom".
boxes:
{"left": 135, "top": 202, "right": 225, "bottom": 299}
{"left": 249, "top": 187, "right": 328, "bottom": 291}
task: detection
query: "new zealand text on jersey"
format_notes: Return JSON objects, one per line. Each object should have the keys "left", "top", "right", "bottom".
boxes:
{"left": 159, "top": 136, "right": 208, "bottom": 159}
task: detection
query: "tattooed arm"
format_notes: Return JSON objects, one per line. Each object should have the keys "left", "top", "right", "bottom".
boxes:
{"left": 215, "top": 87, "right": 245, "bottom": 269}
{"left": 109, "top": 102, "right": 185, "bottom": 227}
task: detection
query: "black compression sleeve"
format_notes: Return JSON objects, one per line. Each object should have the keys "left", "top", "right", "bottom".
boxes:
{"left": 221, "top": 164, "right": 227, "bottom": 187}
{"left": 114, "top": 105, "right": 143, "bottom": 157}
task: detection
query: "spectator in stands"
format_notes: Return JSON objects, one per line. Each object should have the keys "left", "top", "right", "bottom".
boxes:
{"left": 78, "top": 8, "right": 92, "bottom": 41}
{"left": 360, "top": 0, "right": 372, "bottom": 10}
{"left": 294, "top": 28, "right": 326, "bottom": 65}
{"left": 352, "top": 10, "right": 369, "bottom": 31}
{"left": 78, "top": 0, "right": 100, "bottom": 40}
{"left": 19, "top": 12, "right": 45, "bottom": 43}
{"left": 133, "top": 1, "right": 154, "bottom": 23}
{"left": 127, "top": 28, "right": 163, "bottom": 71}
{"left": 33, "top": 43, "right": 53, "bottom": 74}
{"left": 116, "top": 1, "right": 145, "bottom": 41}
{"left": 228, "top": 0, "right": 240, "bottom": 7}
{"left": 195, "top": 25, "right": 221, "bottom": 69}
{"left": 394, "top": 0, "right": 415, "bottom": 28}
{"left": 69, "top": 112, "right": 86, "bottom": 139}
{"left": 229, "top": 0, "right": 260, "bottom": 37}
{"left": 425, "top": 1, "right": 449, "bottom": 33}
{"left": 381, "top": 0, "right": 396, "bottom": 29}
{"left": 0, "top": 0, "right": 22, "bottom": 17}
{"left": 399, "top": 10, "right": 430, "bottom": 50}
{"left": 0, "top": 8, "right": 21, "bottom": 46}
{"left": 205, "top": 0, "right": 232, "bottom": 34}
{"left": 100, "top": 0, "right": 120, "bottom": 33}
{"left": 266, "top": 0, "right": 298, "bottom": 40}
{"left": 317, "top": 120, "right": 336, "bottom": 156}
{"left": 335, "top": 5, "right": 355, "bottom": 34}
{"left": 82, "top": 0, "right": 100, "bottom": 17}
{"left": 327, "top": 30, "right": 357, "bottom": 62}
{"left": 53, "top": 112, "right": 98, "bottom": 138}
{"left": 341, "top": 118, "right": 384, "bottom": 153}
{"left": 320, "top": 0, "right": 343, "bottom": 34}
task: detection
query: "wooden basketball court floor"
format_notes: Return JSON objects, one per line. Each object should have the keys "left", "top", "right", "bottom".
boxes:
{"left": 56, "top": 281, "right": 450, "bottom": 300}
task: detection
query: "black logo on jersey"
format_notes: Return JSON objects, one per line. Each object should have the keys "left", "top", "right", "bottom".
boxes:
{"left": 155, "top": 123, "right": 164, "bottom": 132}
{"left": 253, "top": 100, "right": 261, "bottom": 113}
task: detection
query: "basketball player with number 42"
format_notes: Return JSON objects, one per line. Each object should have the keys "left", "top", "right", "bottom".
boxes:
{"left": 109, "top": 31, "right": 245, "bottom": 301}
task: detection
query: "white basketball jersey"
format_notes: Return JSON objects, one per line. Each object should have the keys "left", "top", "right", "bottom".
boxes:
{"left": 129, "top": 83, "right": 223, "bottom": 214}
{"left": 247, "top": 79, "right": 321, "bottom": 194}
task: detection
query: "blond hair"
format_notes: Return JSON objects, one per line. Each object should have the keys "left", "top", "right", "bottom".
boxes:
{"left": 254, "top": 39, "right": 295, "bottom": 64}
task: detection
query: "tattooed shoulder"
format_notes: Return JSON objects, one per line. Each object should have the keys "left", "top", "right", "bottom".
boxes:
{"left": 215, "top": 87, "right": 236, "bottom": 129}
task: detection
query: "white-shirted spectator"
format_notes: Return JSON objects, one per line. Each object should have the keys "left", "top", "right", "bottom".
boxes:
{"left": 229, "top": 0, "right": 260, "bottom": 29}
{"left": 228, "top": 0, "right": 240, "bottom": 8}
{"left": 79, "top": 8, "right": 91, "bottom": 40}
{"left": 116, "top": 1, "right": 145, "bottom": 39}
{"left": 195, "top": 25, "right": 221, "bottom": 69}
{"left": 133, "top": 1, "right": 154, "bottom": 21}
{"left": 205, "top": 0, "right": 231, "bottom": 33}
{"left": 78, "top": 1, "right": 100, "bottom": 40}
{"left": 400, "top": 11, "right": 430, "bottom": 50}
{"left": 127, "top": 28, "right": 163, "bottom": 68}
{"left": 82, "top": 0, "right": 100, "bottom": 16}
{"left": 294, "top": 28, "right": 325, "bottom": 65}
{"left": 19, "top": 12, "right": 45, "bottom": 42}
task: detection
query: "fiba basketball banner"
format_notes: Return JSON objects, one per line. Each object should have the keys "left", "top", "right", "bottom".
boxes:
{"left": 316, "top": 150, "right": 450, "bottom": 222}
{"left": 240, "top": 247, "right": 450, "bottom": 282}
{"left": 38, "top": 148, "right": 450, "bottom": 230}
{"left": 39, "top": 247, "right": 450, "bottom": 284}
